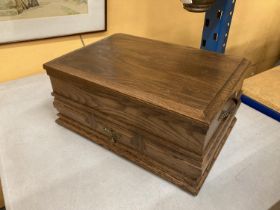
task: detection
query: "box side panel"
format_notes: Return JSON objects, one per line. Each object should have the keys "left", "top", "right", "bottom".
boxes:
{"left": 203, "top": 80, "right": 243, "bottom": 152}
{"left": 204, "top": 59, "right": 250, "bottom": 123}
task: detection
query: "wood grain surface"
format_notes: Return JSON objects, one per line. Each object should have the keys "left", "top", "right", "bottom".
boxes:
{"left": 243, "top": 66, "right": 280, "bottom": 112}
{"left": 50, "top": 77, "right": 206, "bottom": 158}
{"left": 44, "top": 34, "right": 249, "bottom": 195}
{"left": 49, "top": 77, "right": 239, "bottom": 194}
{"left": 44, "top": 34, "right": 249, "bottom": 124}
{"left": 55, "top": 103, "right": 237, "bottom": 195}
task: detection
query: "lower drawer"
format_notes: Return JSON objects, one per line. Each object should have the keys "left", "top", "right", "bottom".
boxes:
{"left": 53, "top": 93, "right": 237, "bottom": 195}
{"left": 53, "top": 95, "right": 202, "bottom": 180}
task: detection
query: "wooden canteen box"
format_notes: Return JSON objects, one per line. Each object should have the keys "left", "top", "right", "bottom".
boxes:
{"left": 44, "top": 34, "right": 250, "bottom": 195}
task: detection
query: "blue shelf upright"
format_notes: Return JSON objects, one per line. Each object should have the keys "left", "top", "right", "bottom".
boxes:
{"left": 199, "top": 1, "right": 280, "bottom": 122}
{"left": 200, "top": 0, "right": 236, "bottom": 53}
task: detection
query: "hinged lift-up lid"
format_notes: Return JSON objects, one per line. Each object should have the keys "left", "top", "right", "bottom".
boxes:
{"left": 44, "top": 34, "right": 249, "bottom": 125}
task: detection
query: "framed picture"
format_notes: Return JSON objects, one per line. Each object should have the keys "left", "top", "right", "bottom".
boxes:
{"left": 0, "top": 0, "right": 106, "bottom": 44}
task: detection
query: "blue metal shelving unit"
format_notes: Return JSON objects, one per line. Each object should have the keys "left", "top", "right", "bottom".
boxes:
{"left": 200, "top": 0, "right": 279, "bottom": 122}
{"left": 241, "top": 95, "right": 280, "bottom": 122}
{"left": 200, "top": 0, "right": 236, "bottom": 53}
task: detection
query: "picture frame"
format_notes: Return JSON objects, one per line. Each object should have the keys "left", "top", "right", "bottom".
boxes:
{"left": 0, "top": 0, "right": 107, "bottom": 44}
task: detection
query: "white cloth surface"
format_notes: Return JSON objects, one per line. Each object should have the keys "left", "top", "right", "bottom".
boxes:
{"left": 0, "top": 74, "right": 280, "bottom": 210}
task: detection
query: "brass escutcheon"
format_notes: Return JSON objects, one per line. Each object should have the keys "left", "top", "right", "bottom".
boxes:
{"left": 103, "top": 127, "right": 120, "bottom": 143}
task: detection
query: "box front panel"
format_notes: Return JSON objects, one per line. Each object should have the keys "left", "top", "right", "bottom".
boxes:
{"left": 52, "top": 87, "right": 203, "bottom": 179}
{"left": 49, "top": 76, "right": 206, "bottom": 161}
{"left": 47, "top": 74, "right": 240, "bottom": 195}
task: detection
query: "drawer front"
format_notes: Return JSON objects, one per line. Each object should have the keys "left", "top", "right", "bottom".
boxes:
{"left": 50, "top": 76, "right": 206, "bottom": 160}
{"left": 54, "top": 96, "right": 202, "bottom": 179}
{"left": 54, "top": 99, "right": 135, "bottom": 148}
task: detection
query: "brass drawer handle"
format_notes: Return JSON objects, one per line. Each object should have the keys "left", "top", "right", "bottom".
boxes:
{"left": 219, "top": 110, "right": 233, "bottom": 121}
{"left": 219, "top": 97, "right": 239, "bottom": 121}
{"left": 103, "top": 127, "right": 120, "bottom": 143}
